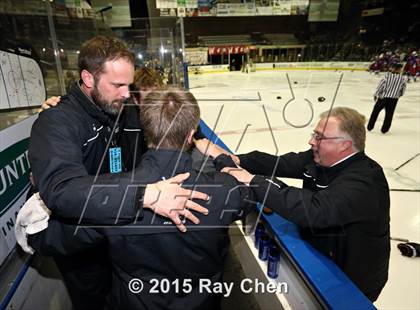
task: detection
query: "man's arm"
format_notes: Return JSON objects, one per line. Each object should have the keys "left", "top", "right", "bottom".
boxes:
{"left": 195, "top": 138, "right": 311, "bottom": 179}
{"left": 221, "top": 163, "right": 384, "bottom": 229}
{"left": 248, "top": 173, "right": 380, "bottom": 229}
{"left": 213, "top": 155, "right": 257, "bottom": 222}
{"left": 28, "top": 220, "right": 104, "bottom": 256}
{"left": 30, "top": 109, "right": 208, "bottom": 231}
{"left": 238, "top": 150, "right": 312, "bottom": 179}
{"left": 374, "top": 77, "right": 386, "bottom": 99}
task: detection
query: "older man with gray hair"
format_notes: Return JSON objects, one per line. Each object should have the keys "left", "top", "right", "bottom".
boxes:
{"left": 196, "top": 107, "right": 390, "bottom": 302}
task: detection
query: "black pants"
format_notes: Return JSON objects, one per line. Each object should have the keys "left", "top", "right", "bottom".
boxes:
{"left": 367, "top": 97, "right": 398, "bottom": 133}
{"left": 54, "top": 247, "right": 111, "bottom": 310}
{"left": 29, "top": 232, "right": 111, "bottom": 310}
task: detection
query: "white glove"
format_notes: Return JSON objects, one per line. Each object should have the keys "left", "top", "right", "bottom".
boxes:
{"left": 15, "top": 193, "right": 51, "bottom": 254}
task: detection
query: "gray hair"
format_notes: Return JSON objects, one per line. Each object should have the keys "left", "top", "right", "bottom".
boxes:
{"left": 320, "top": 107, "right": 366, "bottom": 151}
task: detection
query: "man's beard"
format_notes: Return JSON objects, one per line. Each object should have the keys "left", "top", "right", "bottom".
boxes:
{"left": 91, "top": 83, "right": 123, "bottom": 116}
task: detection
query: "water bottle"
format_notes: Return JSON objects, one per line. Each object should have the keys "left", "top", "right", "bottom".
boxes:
{"left": 254, "top": 223, "right": 265, "bottom": 249}
{"left": 267, "top": 246, "right": 280, "bottom": 279}
{"left": 258, "top": 234, "right": 271, "bottom": 261}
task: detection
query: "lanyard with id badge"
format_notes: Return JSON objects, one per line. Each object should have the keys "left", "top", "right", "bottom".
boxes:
{"left": 109, "top": 126, "right": 122, "bottom": 173}
{"left": 109, "top": 146, "right": 122, "bottom": 173}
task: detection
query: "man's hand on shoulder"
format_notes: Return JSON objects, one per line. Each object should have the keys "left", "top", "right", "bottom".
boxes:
{"left": 143, "top": 172, "right": 209, "bottom": 232}
{"left": 39, "top": 96, "right": 61, "bottom": 113}
{"left": 221, "top": 166, "right": 254, "bottom": 186}
{"left": 194, "top": 138, "right": 240, "bottom": 165}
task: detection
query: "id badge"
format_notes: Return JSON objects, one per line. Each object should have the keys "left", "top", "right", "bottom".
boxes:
{"left": 109, "top": 147, "right": 122, "bottom": 173}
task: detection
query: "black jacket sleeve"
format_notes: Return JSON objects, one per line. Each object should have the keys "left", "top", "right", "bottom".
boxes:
{"left": 250, "top": 172, "right": 380, "bottom": 229}
{"left": 211, "top": 154, "right": 257, "bottom": 221}
{"left": 29, "top": 220, "right": 104, "bottom": 256}
{"left": 238, "top": 150, "right": 313, "bottom": 179}
{"left": 194, "top": 172, "right": 257, "bottom": 227}
{"left": 29, "top": 110, "right": 160, "bottom": 225}
{"left": 213, "top": 154, "right": 236, "bottom": 171}
{"left": 226, "top": 174, "right": 257, "bottom": 222}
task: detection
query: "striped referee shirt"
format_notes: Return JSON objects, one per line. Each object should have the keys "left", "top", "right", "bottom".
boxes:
{"left": 374, "top": 72, "right": 407, "bottom": 99}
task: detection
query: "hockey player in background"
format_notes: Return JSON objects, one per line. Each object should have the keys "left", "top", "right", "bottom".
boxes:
{"left": 404, "top": 51, "right": 419, "bottom": 82}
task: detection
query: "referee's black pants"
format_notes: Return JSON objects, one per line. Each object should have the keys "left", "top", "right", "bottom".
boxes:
{"left": 367, "top": 97, "right": 398, "bottom": 133}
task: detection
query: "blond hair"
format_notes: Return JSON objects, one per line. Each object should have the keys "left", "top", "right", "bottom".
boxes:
{"left": 133, "top": 67, "right": 163, "bottom": 90}
{"left": 140, "top": 87, "right": 200, "bottom": 150}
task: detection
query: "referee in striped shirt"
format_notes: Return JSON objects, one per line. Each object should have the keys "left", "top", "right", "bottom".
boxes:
{"left": 367, "top": 62, "right": 407, "bottom": 133}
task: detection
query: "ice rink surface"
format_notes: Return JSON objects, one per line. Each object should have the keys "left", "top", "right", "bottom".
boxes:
{"left": 189, "top": 69, "right": 420, "bottom": 310}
